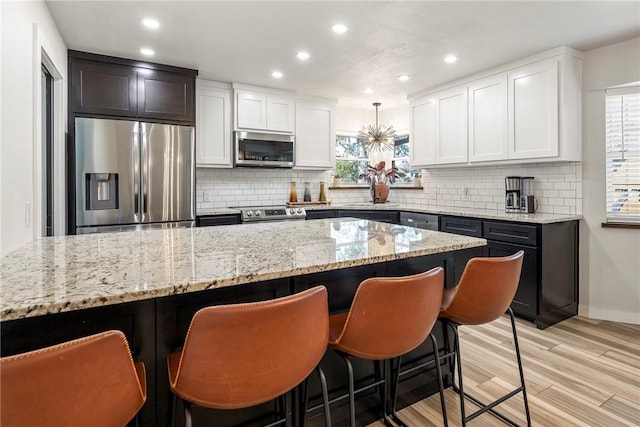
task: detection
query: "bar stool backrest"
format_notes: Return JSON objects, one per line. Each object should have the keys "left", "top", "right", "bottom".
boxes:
{"left": 330, "top": 267, "right": 445, "bottom": 360}
{"left": 441, "top": 250, "right": 524, "bottom": 325}
{"left": 0, "top": 330, "right": 146, "bottom": 427}
{"left": 170, "top": 286, "right": 329, "bottom": 409}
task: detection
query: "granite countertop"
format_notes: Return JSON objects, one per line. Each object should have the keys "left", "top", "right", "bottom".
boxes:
{"left": 295, "top": 203, "right": 582, "bottom": 224}
{"left": 0, "top": 218, "right": 485, "bottom": 321}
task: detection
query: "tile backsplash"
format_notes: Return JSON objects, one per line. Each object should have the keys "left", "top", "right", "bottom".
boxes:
{"left": 196, "top": 162, "right": 582, "bottom": 215}
{"left": 196, "top": 168, "right": 331, "bottom": 209}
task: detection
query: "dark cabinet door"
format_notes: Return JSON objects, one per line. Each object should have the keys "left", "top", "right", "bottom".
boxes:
{"left": 71, "top": 60, "right": 137, "bottom": 116}
{"left": 137, "top": 69, "right": 194, "bottom": 123}
{"left": 486, "top": 241, "right": 538, "bottom": 320}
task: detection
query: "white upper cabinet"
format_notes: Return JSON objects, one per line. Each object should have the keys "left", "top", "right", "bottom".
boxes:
{"left": 235, "top": 88, "right": 294, "bottom": 133}
{"left": 267, "top": 96, "right": 295, "bottom": 132}
{"left": 410, "top": 98, "right": 437, "bottom": 166}
{"left": 508, "top": 58, "right": 559, "bottom": 159}
{"left": 408, "top": 46, "right": 582, "bottom": 167}
{"left": 410, "top": 86, "right": 467, "bottom": 166}
{"left": 295, "top": 101, "right": 335, "bottom": 169}
{"left": 435, "top": 86, "right": 468, "bottom": 164}
{"left": 468, "top": 74, "right": 508, "bottom": 162}
{"left": 236, "top": 90, "right": 267, "bottom": 129}
{"left": 196, "top": 80, "right": 232, "bottom": 168}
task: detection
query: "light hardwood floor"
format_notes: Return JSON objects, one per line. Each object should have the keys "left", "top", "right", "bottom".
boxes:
{"left": 368, "top": 315, "right": 640, "bottom": 426}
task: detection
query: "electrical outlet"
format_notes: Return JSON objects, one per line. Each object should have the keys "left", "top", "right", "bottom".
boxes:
{"left": 24, "top": 202, "right": 31, "bottom": 227}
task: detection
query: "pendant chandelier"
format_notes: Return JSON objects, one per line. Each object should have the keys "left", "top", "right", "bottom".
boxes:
{"left": 358, "top": 102, "right": 396, "bottom": 152}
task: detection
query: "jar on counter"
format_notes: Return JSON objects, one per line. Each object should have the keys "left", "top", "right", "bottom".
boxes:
{"left": 289, "top": 182, "right": 297, "bottom": 203}
{"left": 303, "top": 182, "right": 311, "bottom": 202}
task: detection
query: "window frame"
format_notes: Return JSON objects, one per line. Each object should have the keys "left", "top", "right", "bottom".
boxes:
{"left": 604, "top": 85, "right": 640, "bottom": 226}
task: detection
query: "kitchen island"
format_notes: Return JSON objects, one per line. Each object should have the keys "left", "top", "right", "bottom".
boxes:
{"left": 0, "top": 218, "right": 485, "bottom": 426}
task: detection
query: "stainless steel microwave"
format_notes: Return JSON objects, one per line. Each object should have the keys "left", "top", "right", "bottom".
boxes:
{"left": 234, "top": 131, "right": 295, "bottom": 168}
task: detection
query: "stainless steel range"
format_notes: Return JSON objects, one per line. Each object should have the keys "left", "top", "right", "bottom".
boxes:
{"left": 233, "top": 205, "right": 306, "bottom": 222}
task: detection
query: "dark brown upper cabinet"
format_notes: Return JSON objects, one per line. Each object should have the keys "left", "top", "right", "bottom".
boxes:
{"left": 136, "top": 69, "right": 193, "bottom": 122}
{"left": 71, "top": 60, "right": 137, "bottom": 116}
{"left": 69, "top": 50, "right": 197, "bottom": 125}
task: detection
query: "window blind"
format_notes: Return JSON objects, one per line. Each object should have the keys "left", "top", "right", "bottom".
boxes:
{"left": 605, "top": 86, "right": 640, "bottom": 223}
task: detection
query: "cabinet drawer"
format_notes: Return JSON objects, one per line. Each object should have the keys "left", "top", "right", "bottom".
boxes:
{"left": 197, "top": 215, "right": 240, "bottom": 227}
{"left": 337, "top": 210, "right": 399, "bottom": 224}
{"left": 306, "top": 210, "right": 337, "bottom": 220}
{"left": 484, "top": 221, "right": 537, "bottom": 246}
{"left": 440, "top": 216, "right": 483, "bottom": 237}
{"left": 400, "top": 212, "right": 439, "bottom": 231}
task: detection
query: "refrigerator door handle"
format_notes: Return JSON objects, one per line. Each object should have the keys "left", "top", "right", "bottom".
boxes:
{"left": 140, "top": 122, "right": 148, "bottom": 222}
{"left": 133, "top": 122, "right": 141, "bottom": 221}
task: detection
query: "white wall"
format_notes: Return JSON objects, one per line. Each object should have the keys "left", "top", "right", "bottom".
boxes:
{"left": 0, "top": 0, "right": 67, "bottom": 257}
{"left": 580, "top": 37, "right": 640, "bottom": 324}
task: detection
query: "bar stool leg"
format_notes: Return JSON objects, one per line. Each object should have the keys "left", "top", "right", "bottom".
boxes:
{"left": 382, "top": 359, "right": 394, "bottom": 427}
{"left": 316, "top": 366, "right": 332, "bottom": 427}
{"left": 184, "top": 401, "right": 193, "bottom": 427}
{"left": 428, "top": 333, "right": 449, "bottom": 427}
{"left": 343, "top": 355, "right": 357, "bottom": 427}
{"left": 509, "top": 308, "right": 532, "bottom": 427}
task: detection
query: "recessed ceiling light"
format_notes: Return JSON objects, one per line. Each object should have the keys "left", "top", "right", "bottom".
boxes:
{"left": 444, "top": 55, "right": 458, "bottom": 64}
{"left": 271, "top": 71, "right": 283, "bottom": 79}
{"left": 297, "top": 51, "right": 311, "bottom": 61}
{"left": 398, "top": 75, "right": 410, "bottom": 82}
{"left": 364, "top": 88, "right": 374, "bottom": 94}
{"left": 332, "top": 24, "right": 348, "bottom": 34}
{"left": 142, "top": 18, "right": 159, "bottom": 29}
{"left": 140, "top": 48, "right": 155, "bottom": 56}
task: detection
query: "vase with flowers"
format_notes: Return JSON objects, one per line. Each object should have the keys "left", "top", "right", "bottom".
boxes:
{"left": 359, "top": 161, "right": 403, "bottom": 203}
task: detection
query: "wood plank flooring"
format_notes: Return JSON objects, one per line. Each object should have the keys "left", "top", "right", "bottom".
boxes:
{"left": 368, "top": 315, "right": 640, "bottom": 426}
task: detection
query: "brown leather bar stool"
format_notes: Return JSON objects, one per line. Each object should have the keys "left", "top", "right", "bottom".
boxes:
{"left": 328, "top": 267, "right": 448, "bottom": 427}
{"left": 0, "top": 330, "right": 147, "bottom": 427}
{"left": 439, "top": 250, "right": 531, "bottom": 427}
{"left": 167, "top": 286, "right": 331, "bottom": 427}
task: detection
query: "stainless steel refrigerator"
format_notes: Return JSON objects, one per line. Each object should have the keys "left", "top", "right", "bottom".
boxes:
{"left": 75, "top": 117, "right": 195, "bottom": 234}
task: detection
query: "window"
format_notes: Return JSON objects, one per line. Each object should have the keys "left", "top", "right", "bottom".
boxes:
{"left": 335, "top": 134, "right": 370, "bottom": 184}
{"left": 605, "top": 86, "right": 640, "bottom": 223}
{"left": 334, "top": 133, "right": 420, "bottom": 185}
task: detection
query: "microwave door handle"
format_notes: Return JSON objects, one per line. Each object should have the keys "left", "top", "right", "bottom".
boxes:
{"left": 133, "top": 123, "right": 140, "bottom": 221}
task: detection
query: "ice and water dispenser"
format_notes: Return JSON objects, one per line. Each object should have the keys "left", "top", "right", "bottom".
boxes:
{"left": 85, "top": 173, "right": 119, "bottom": 210}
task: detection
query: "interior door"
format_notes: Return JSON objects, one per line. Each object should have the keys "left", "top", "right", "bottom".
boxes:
{"left": 141, "top": 123, "right": 194, "bottom": 223}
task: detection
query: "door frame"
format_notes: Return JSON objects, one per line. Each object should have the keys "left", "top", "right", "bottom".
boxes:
{"left": 32, "top": 23, "right": 66, "bottom": 238}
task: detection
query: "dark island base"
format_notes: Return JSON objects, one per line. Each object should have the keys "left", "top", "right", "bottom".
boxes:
{"left": 2, "top": 252, "right": 456, "bottom": 426}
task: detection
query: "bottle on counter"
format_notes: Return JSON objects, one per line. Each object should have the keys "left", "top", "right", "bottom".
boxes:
{"left": 303, "top": 182, "right": 311, "bottom": 202}
{"left": 319, "top": 182, "right": 326, "bottom": 202}
{"left": 289, "top": 181, "right": 297, "bottom": 203}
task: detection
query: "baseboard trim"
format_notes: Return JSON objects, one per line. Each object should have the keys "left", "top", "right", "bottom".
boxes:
{"left": 579, "top": 305, "right": 640, "bottom": 325}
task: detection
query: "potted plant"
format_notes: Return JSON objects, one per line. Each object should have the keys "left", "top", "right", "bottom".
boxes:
{"left": 359, "top": 161, "right": 403, "bottom": 203}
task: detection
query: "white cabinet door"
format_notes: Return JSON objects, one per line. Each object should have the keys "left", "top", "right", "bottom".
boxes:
{"left": 236, "top": 90, "right": 267, "bottom": 130}
{"left": 267, "top": 96, "right": 295, "bottom": 132}
{"left": 410, "top": 98, "right": 437, "bottom": 166}
{"left": 468, "top": 74, "right": 508, "bottom": 162}
{"left": 295, "top": 102, "right": 335, "bottom": 169}
{"left": 508, "top": 58, "right": 559, "bottom": 159}
{"left": 436, "top": 86, "right": 468, "bottom": 164}
{"left": 196, "top": 82, "right": 232, "bottom": 168}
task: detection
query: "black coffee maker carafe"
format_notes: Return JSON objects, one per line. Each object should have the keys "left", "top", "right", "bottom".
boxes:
{"left": 505, "top": 176, "right": 521, "bottom": 212}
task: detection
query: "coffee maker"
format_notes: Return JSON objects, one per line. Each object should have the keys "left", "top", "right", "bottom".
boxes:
{"left": 520, "top": 177, "right": 536, "bottom": 213}
{"left": 505, "top": 176, "right": 521, "bottom": 213}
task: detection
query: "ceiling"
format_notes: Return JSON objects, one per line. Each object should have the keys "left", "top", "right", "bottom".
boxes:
{"left": 46, "top": 1, "right": 640, "bottom": 109}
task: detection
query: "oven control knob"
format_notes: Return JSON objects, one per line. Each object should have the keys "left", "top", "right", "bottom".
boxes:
{"left": 255, "top": 210, "right": 261, "bottom": 216}
{"left": 296, "top": 209, "right": 302, "bottom": 214}
{"left": 246, "top": 211, "right": 253, "bottom": 217}
{"left": 288, "top": 209, "right": 294, "bottom": 215}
